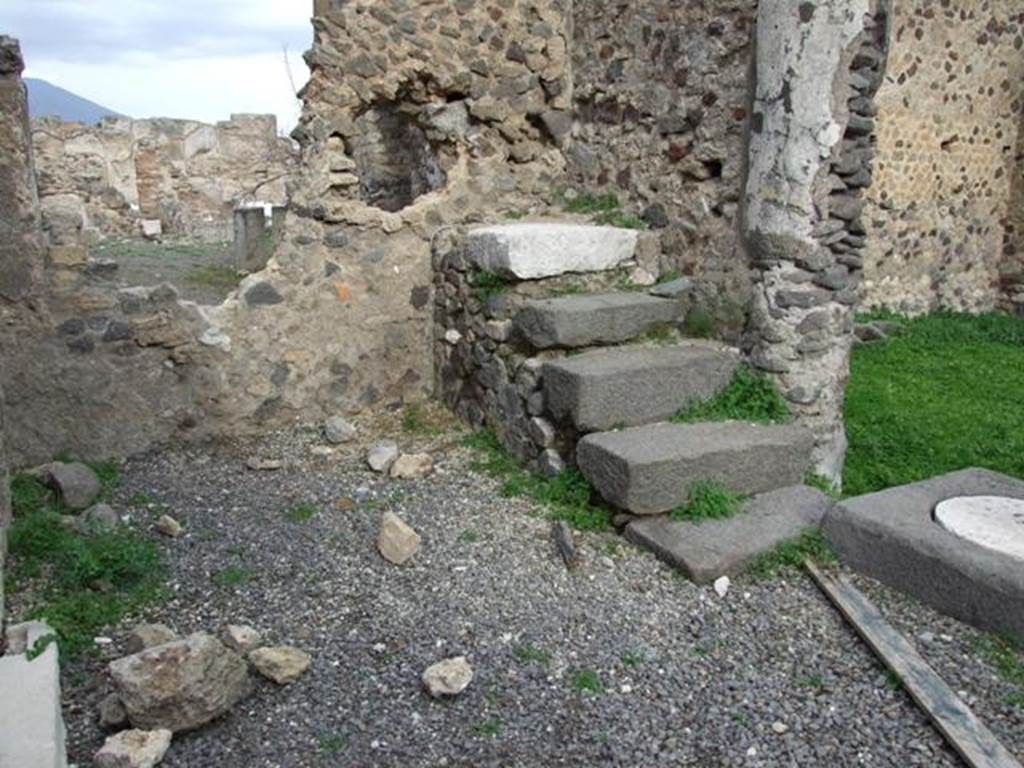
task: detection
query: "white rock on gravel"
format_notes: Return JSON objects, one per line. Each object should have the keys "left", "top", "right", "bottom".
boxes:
{"left": 324, "top": 416, "right": 357, "bottom": 445}
{"left": 377, "top": 512, "right": 421, "bottom": 565}
{"left": 422, "top": 656, "right": 474, "bottom": 698}
{"left": 367, "top": 441, "right": 400, "bottom": 474}
{"left": 108, "top": 633, "right": 248, "bottom": 732}
{"left": 125, "top": 624, "right": 177, "bottom": 655}
{"left": 222, "top": 624, "right": 263, "bottom": 654}
{"left": 713, "top": 576, "right": 731, "bottom": 598}
{"left": 46, "top": 461, "right": 101, "bottom": 510}
{"left": 248, "top": 646, "right": 312, "bottom": 685}
{"left": 94, "top": 728, "right": 172, "bottom": 768}
{"left": 389, "top": 453, "right": 434, "bottom": 479}
{"left": 154, "top": 515, "right": 183, "bottom": 538}
{"left": 771, "top": 721, "right": 789, "bottom": 735}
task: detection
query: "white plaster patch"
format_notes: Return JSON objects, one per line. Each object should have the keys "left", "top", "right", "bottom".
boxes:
{"left": 934, "top": 496, "right": 1024, "bottom": 561}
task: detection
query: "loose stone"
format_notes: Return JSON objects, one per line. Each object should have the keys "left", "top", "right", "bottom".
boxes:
{"left": 422, "top": 656, "right": 474, "bottom": 698}
{"left": 248, "top": 646, "right": 312, "bottom": 685}
{"left": 94, "top": 728, "right": 173, "bottom": 768}
{"left": 367, "top": 440, "right": 400, "bottom": 474}
{"left": 154, "top": 515, "right": 183, "bottom": 538}
{"left": 377, "top": 511, "right": 421, "bottom": 565}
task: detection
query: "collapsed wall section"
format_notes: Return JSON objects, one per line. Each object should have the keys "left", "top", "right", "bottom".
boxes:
{"left": 863, "top": 1, "right": 1024, "bottom": 314}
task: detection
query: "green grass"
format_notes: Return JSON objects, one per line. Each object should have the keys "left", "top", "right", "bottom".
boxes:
{"left": 844, "top": 312, "right": 1024, "bottom": 496}
{"left": 212, "top": 566, "right": 250, "bottom": 587}
{"left": 317, "top": 734, "right": 349, "bottom": 755}
{"left": 569, "top": 668, "right": 604, "bottom": 695}
{"left": 7, "top": 472, "right": 166, "bottom": 658}
{"left": 620, "top": 649, "right": 644, "bottom": 668}
{"left": 471, "top": 270, "right": 509, "bottom": 302}
{"left": 187, "top": 264, "right": 243, "bottom": 290}
{"left": 672, "top": 366, "right": 789, "bottom": 425}
{"left": 669, "top": 479, "right": 744, "bottom": 523}
{"left": 683, "top": 307, "right": 716, "bottom": 339}
{"left": 513, "top": 642, "right": 551, "bottom": 666}
{"left": 284, "top": 503, "right": 318, "bottom": 523}
{"left": 472, "top": 718, "right": 503, "bottom": 737}
{"left": 804, "top": 472, "right": 839, "bottom": 499}
{"left": 458, "top": 529, "right": 481, "bottom": 543}
{"left": 797, "top": 673, "right": 825, "bottom": 691}
{"left": 748, "top": 528, "right": 837, "bottom": 579}
{"left": 401, "top": 403, "right": 447, "bottom": 437}
{"left": 557, "top": 191, "right": 647, "bottom": 230}
{"left": 463, "top": 429, "right": 611, "bottom": 531}
{"left": 978, "top": 635, "right": 1024, "bottom": 709}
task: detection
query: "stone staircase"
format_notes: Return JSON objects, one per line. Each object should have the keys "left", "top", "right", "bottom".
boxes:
{"left": 434, "top": 222, "right": 833, "bottom": 584}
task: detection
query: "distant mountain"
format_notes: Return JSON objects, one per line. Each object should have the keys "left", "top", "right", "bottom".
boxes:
{"left": 25, "top": 78, "right": 124, "bottom": 124}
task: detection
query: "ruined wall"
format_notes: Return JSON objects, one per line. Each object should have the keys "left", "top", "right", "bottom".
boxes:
{"left": 1001, "top": 107, "right": 1024, "bottom": 314}
{"left": 31, "top": 114, "right": 297, "bottom": 244}
{"left": 567, "top": 0, "right": 758, "bottom": 333}
{"left": 863, "top": 1, "right": 1024, "bottom": 314}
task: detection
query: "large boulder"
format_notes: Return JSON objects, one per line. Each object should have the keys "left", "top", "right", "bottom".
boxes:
{"left": 108, "top": 633, "right": 248, "bottom": 732}
{"left": 46, "top": 461, "right": 101, "bottom": 510}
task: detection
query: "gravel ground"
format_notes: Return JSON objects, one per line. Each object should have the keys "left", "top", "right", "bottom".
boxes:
{"left": 48, "top": 418, "right": 1024, "bottom": 767}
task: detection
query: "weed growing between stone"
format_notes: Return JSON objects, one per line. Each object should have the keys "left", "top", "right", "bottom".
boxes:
{"left": 668, "top": 479, "right": 744, "bottom": 523}
{"left": 977, "top": 634, "right": 1024, "bottom": 709}
{"left": 284, "top": 503, "right": 318, "bottom": 523}
{"left": 556, "top": 190, "right": 647, "bottom": 230}
{"left": 400, "top": 403, "right": 448, "bottom": 437}
{"left": 7, "top": 472, "right": 167, "bottom": 658}
{"left": 470, "top": 270, "right": 509, "bottom": 302}
{"left": 747, "top": 528, "right": 837, "bottom": 579}
{"left": 804, "top": 472, "right": 840, "bottom": 499}
{"left": 844, "top": 311, "right": 1024, "bottom": 496}
{"left": 569, "top": 668, "right": 604, "bottom": 694}
{"left": 672, "top": 366, "right": 789, "bottom": 425}
{"left": 462, "top": 429, "right": 611, "bottom": 531}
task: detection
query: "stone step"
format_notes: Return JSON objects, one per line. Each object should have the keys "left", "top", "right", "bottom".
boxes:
{"left": 576, "top": 421, "right": 814, "bottom": 515}
{"left": 624, "top": 485, "right": 832, "bottom": 584}
{"left": 514, "top": 292, "right": 685, "bottom": 349}
{"left": 467, "top": 223, "right": 639, "bottom": 280}
{"left": 543, "top": 343, "right": 740, "bottom": 432}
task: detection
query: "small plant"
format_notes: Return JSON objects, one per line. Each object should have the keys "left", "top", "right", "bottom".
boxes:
{"left": 669, "top": 479, "right": 744, "bottom": 523}
{"left": 502, "top": 209, "right": 527, "bottom": 220}
{"left": 559, "top": 191, "right": 621, "bottom": 216}
{"left": 797, "top": 673, "right": 825, "bottom": 691}
{"left": 978, "top": 634, "right": 1024, "bottom": 709}
{"left": 285, "top": 503, "right": 318, "bottom": 523}
{"left": 458, "top": 529, "right": 481, "bottom": 543}
{"left": 513, "top": 642, "right": 551, "bottom": 666}
{"left": 472, "top": 718, "right": 503, "bottom": 737}
{"left": 128, "top": 491, "right": 156, "bottom": 507}
{"left": 471, "top": 270, "right": 509, "bottom": 302}
{"left": 672, "top": 367, "right": 789, "bottom": 425}
{"left": 620, "top": 649, "right": 644, "bottom": 668}
{"left": 400, "top": 403, "right": 447, "bottom": 437}
{"left": 749, "top": 528, "right": 837, "bottom": 579}
{"left": 639, "top": 325, "right": 675, "bottom": 345}
{"left": 884, "top": 669, "right": 903, "bottom": 692}
{"left": 187, "top": 264, "right": 242, "bottom": 290}
{"left": 212, "top": 566, "right": 250, "bottom": 587}
{"left": 317, "top": 734, "right": 349, "bottom": 755}
{"left": 26, "top": 633, "right": 59, "bottom": 661}
{"left": 805, "top": 472, "right": 839, "bottom": 499}
{"left": 592, "top": 210, "right": 648, "bottom": 230}
{"left": 569, "top": 668, "right": 604, "bottom": 695}
{"left": 683, "top": 307, "right": 716, "bottom": 339}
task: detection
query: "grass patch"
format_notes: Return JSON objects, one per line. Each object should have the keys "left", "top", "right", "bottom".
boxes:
{"left": 569, "top": 668, "right": 604, "bottom": 695}
{"left": 592, "top": 210, "right": 647, "bottom": 230}
{"left": 672, "top": 366, "right": 789, "bottom": 425}
{"left": 682, "top": 307, "right": 716, "bottom": 338}
{"left": 7, "top": 472, "right": 166, "bottom": 658}
{"left": 843, "top": 312, "right": 1024, "bottom": 496}
{"left": 557, "top": 190, "right": 647, "bottom": 230}
{"left": 284, "top": 503, "right": 318, "bottom": 523}
{"left": 471, "top": 270, "right": 509, "bottom": 302}
{"left": 317, "top": 734, "right": 349, "bottom": 755}
{"left": 458, "top": 529, "right": 481, "bottom": 543}
{"left": 804, "top": 472, "right": 839, "bottom": 499}
{"left": 187, "top": 264, "right": 242, "bottom": 290}
{"left": 669, "top": 479, "right": 744, "bottom": 523}
{"left": 639, "top": 324, "right": 676, "bottom": 345}
{"left": 513, "top": 642, "right": 551, "bottom": 666}
{"left": 748, "top": 528, "right": 837, "bottom": 579}
{"left": 620, "top": 649, "right": 644, "bottom": 668}
{"left": 978, "top": 635, "right": 1024, "bottom": 709}
{"left": 463, "top": 429, "right": 611, "bottom": 531}
{"left": 401, "top": 403, "right": 446, "bottom": 437}
{"left": 472, "top": 718, "right": 503, "bottom": 737}
{"left": 797, "top": 673, "right": 825, "bottom": 691}
{"left": 212, "top": 566, "right": 250, "bottom": 587}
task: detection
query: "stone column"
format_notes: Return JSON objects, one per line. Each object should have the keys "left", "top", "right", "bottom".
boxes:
{"left": 233, "top": 206, "right": 269, "bottom": 273}
{"left": 743, "top": 0, "right": 890, "bottom": 482}
{"left": 0, "top": 36, "right": 44, "bottom": 302}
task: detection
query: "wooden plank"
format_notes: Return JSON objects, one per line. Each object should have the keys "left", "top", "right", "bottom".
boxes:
{"left": 806, "top": 561, "right": 1023, "bottom": 768}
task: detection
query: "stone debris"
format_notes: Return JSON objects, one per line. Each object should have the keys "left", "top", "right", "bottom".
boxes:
{"left": 246, "top": 457, "right": 283, "bottom": 471}
{"left": 125, "top": 624, "right": 177, "bottom": 654}
{"left": 324, "top": 416, "right": 357, "bottom": 444}
{"left": 94, "top": 728, "right": 173, "bottom": 768}
{"left": 222, "top": 624, "right": 263, "bottom": 654}
{"left": 154, "top": 515, "right": 183, "bottom": 538}
{"left": 648, "top": 277, "right": 694, "bottom": 299}
{"left": 422, "top": 656, "right": 474, "bottom": 698}
{"left": 714, "top": 576, "right": 731, "bottom": 598}
{"left": 83, "top": 503, "right": 121, "bottom": 532}
{"left": 390, "top": 452, "right": 434, "bottom": 479}
{"left": 771, "top": 721, "right": 790, "bottom": 735}
{"left": 248, "top": 646, "right": 312, "bottom": 685}
{"left": 98, "top": 692, "right": 129, "bottom": 730}
{"left": 45, "top": 461, "right": 101, "bottom": 510}
{"left": 108, "top": 633, "right": 248, "bottom": 732}
{"left": 367, "top": 440, "right": 400, "bottom": 474}
{"left": 377, "top": 511, "right": 421, "bottom": 565}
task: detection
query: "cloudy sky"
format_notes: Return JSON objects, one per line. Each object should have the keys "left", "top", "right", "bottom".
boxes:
{"left": 2, "top": 0, "right": 312, "bottom": 132}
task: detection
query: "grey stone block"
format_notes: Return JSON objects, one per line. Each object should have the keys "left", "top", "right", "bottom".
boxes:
{"left": 625, "top": 485, "right": 832, "bottom": 583}
{"left": 577, "top": 421, "right": 814, "bottom": 514}
{"left": 514, "top": 292, "right": 684, "bottom": 349}
{"left": 466, "top": 224, "right": 638, "bottom": 280}
{"left": 543, "top": 343, "right": 740, "bottom": 432}
{"left": 824, "top": 468, "right": 1024, "bottom": 642}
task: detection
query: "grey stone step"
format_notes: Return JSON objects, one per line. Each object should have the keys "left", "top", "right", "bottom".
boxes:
{"left": 543, "top": 343, "right": 740, "bottom": 432}
{"left": 514, "top": 292, "right": 685, "bottom": 349}
{"left": 824, "top": 468, "right": 1024, "bottom": 641}
{"left": 625, "top": 485, "right": 832, "bottom": 584}
{"left": 577, "top": 421, "right": 814, "bottom": 514}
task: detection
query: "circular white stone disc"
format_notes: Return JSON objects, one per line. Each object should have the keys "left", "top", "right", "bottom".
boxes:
{"left": 934, "top": 496, "right": 1024, "bottom": 561}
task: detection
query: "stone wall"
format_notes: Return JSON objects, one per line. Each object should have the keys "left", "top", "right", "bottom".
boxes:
{"left": 863, "top": 0, "right": 1024, "bottom": 314}
{"left": 31, "top": 114, "right": 297, "bottom": 244}
{"left": 1001, "top": 108, "right": 1024, "bottom": 314}
{"left": 567, "top": 0, "right": 758, "bottom": 335}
